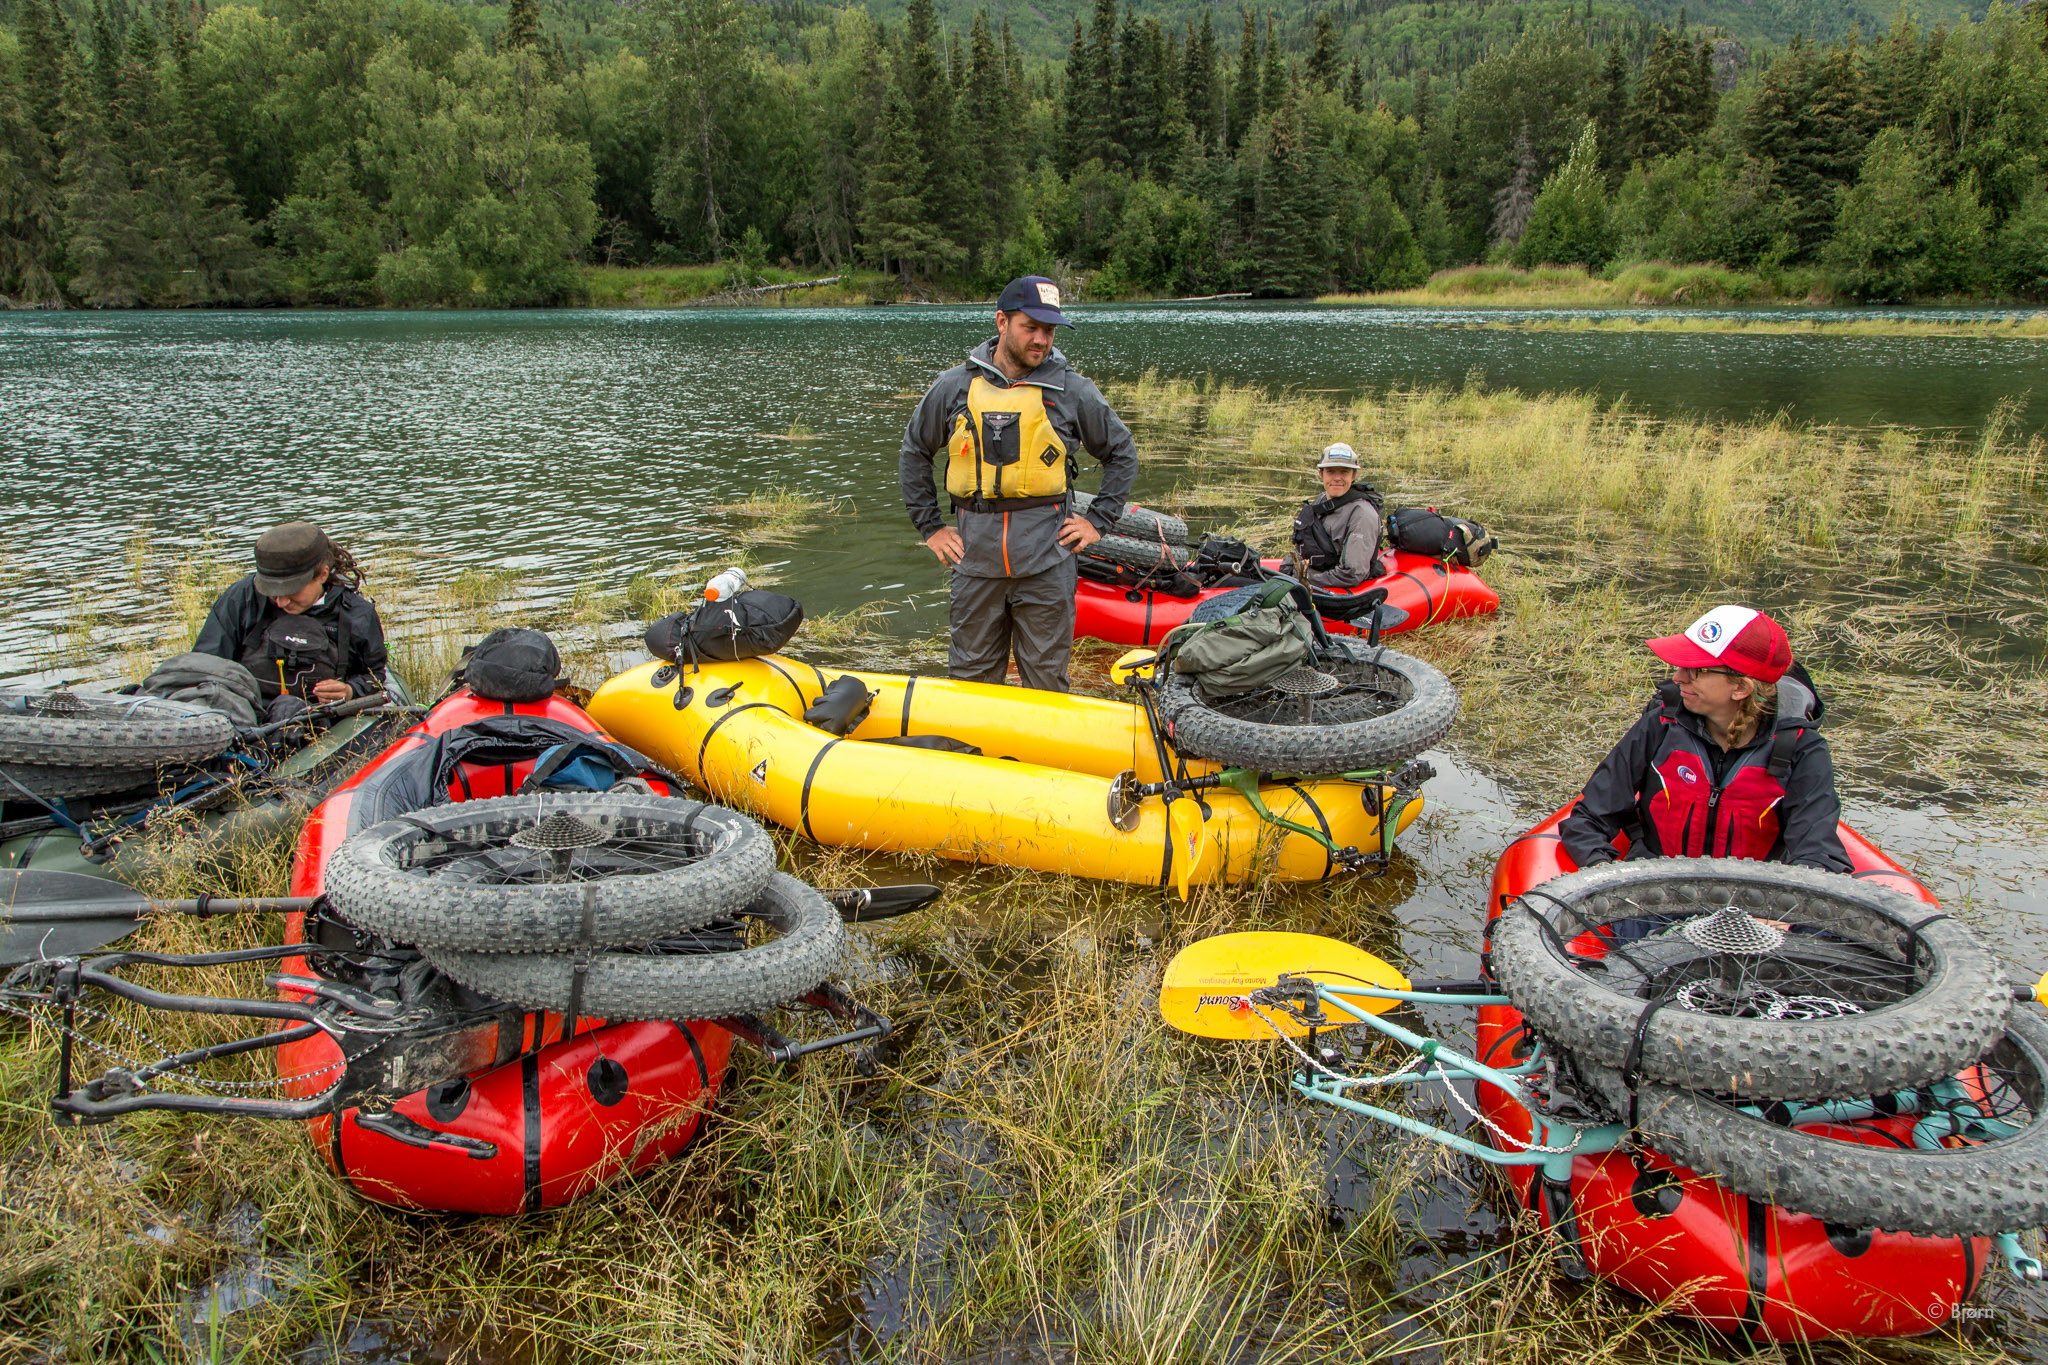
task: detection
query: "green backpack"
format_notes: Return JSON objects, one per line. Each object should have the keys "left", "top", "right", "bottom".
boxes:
{"left": 1161, "top": 580, "right": 1316, "bottom": 700}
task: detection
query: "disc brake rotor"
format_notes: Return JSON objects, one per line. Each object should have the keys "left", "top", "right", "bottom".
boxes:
{"left": 1576, "top": 902, "right": 1916, "bottom": 1020}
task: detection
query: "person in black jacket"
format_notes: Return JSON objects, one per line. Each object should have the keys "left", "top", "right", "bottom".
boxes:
{"left": 1557, "top": 605, "right": 1850, "bottom": 873}
{"left": 193, "top": 521, "right": 389, "bottom": 720}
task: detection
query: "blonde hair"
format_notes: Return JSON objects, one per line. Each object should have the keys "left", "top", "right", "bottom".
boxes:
{"left": 1727, "top": 678, "right": 1778, "bottom": 748}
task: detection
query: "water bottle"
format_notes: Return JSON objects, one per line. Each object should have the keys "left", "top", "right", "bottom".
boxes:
{"left": 704, "top": 567, "right": 750, "bottom": 602}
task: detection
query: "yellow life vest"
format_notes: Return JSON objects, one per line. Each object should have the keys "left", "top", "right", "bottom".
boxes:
{"left": 944, "top": 375, "right": 1069, "bottom": 505}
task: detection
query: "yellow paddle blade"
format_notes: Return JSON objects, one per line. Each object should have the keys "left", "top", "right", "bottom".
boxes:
{"left": 2034, "top": 970, "right": 2048, "bottom": 1005}
{"left": 1159, "top": 931, "right": 1412, "bottom": 1039}
{"left": 1169, "top": 799, "right": 1212, "bottom": 900}
{"left": 1110, "top": 649, "right": 1158, "bottom": 685}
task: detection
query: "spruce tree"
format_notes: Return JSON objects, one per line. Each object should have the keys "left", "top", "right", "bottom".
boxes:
{"left": 902, "top": 0, "right": 970, "bottom": 256}
{"left": 1111, "top": 5, "right": 1142, "bottom": 171}
{"left": 17, "top": 0, "right": 66, "bottom": 145}
{"left": 1412, "top": 68, "right": 1431, "bottom": 131}
{"left": 0, "top": 38, "right": 65, "bottom": 306}
{"left": 1246, "top": 81, "right": 1322, "bottom": 294}
{"left": 1060, "top": 18, "right": 1092, "bottom": 171}
{"left": 861, "top": 82, "right": 959, "bottom": 284}
{"left": 1594, "top": 40, "right": 1628, "bottom": 178}
{"left": 1001, "top": 17, "right": 1022, "bottom": 101}
{"left": 1347, "top": 55, "right": 1364, "bottom": 111}
{"left": 1628, "top": 29, "right": 1687, "bottom": 163}
{"left": 962, "top": 11, "right": 1018, "bottom": 271}
{"left": 1261, "top": 13, "right": 1286, "bottom": 115}
{"left": 1184, "top": 12, "right": 1221, "bottom": 146}
{"left": 1230, "top": 7, "right": 1259, "bottom": 150}
{"left": 1868, "top": 17, "right": 1930, "bottom": 132}
{"left": 63, "top": 20, "right": 158, "bottom": 306}
{"left": 88, "top": 0, "right": 119, "bottom": 110}
{"left": 506, "top": 0, "right": 543, "bottom": 51}
{"left": 1308, "top": 11, "right": 1339, "bottom": 92}
{"left": 1084, "top": 0, "right": 1119, "bottom": 165}
{"left": 147, "top": 0, "right": 270, "bottom": 303}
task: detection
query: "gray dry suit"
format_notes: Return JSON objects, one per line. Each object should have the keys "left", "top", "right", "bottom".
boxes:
{"left": 900, "top": 339, "right": 1139, "bottom": 691}
{"left": 1305, "top": 497, "right": 1384, "bottom": 590}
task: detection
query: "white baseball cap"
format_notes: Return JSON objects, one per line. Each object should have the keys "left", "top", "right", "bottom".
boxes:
{"left": 1317, "top": 443, "right": 1360, "bottom": 470}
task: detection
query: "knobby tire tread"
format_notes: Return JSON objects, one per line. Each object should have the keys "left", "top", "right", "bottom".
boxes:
{"left": 1492, "top": 858, "right": 2011, "bottom": 1101}
{"left": 424, "top": 873, "right": 848, "bottom": 1021}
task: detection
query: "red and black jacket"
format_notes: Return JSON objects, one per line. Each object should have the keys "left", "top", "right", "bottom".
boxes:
{"left": 1558, "top": 676, "right": 1850, "bottom": 873}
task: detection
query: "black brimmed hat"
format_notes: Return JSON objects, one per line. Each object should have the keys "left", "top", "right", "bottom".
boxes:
{"left": 252, "top": 522, "right": 332, "bottom": 597}
{"left": 997, "top": 276, "right": 1074, "bottom": 327}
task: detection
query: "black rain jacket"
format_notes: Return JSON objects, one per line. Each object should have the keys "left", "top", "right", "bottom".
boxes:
{"left": 192, "top": 574, "right": 390, "bottom": 700}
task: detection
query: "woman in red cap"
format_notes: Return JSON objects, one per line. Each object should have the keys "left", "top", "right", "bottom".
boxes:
{"left": 1557, "top": 605, "right": 1849, "bottom": 872}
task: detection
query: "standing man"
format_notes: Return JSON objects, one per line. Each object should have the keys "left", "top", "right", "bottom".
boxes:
{"left": 900, "top": 276, "right": 1139, "bottom": 692}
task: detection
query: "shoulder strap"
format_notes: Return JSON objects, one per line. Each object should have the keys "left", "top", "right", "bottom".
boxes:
{"left": 1767, "top": 724, "right": 1803, "bottom": 783}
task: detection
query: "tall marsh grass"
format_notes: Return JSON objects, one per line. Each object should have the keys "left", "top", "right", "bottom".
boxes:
{"left": 1319, "top": 262, "right": 1798, "bottom": 308}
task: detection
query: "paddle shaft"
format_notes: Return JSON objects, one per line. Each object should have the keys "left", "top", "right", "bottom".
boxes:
{"left": 5, "top": 895, "right": 318, "bottom": 925}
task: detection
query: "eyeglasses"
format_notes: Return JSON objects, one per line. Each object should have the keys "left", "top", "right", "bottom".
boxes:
{"left": 1672, "top": 665, "right": 1744, "bottom": 682}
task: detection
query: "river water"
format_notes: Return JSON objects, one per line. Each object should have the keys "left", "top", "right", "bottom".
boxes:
{"left": 4, "top": 303, "right": 2044, "bottom": 679}
{"left": 4, "top": 303, "right": 2047, "bottom": 1354}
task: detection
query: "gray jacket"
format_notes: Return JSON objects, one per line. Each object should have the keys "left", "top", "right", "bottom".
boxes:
{"left": 900, "top": 339, "right": 1139, "bottom": 579}
{"left": 1306, "top": 497, "right": 1384, "bottom": 589}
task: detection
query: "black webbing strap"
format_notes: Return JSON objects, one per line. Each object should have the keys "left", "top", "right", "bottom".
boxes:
{"left": 1620, "top": 994, "right": 1680, "bottom": 1137}
{"left": 1900, "top": 910, "right": 1952, "bottom": 974}
{"left": 563, "top": 884, "right": 597, "bottom": 1041}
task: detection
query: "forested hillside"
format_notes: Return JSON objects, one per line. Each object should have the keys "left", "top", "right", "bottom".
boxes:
{"left": 1, "top": 0, "right": 2044, "bottom": 308}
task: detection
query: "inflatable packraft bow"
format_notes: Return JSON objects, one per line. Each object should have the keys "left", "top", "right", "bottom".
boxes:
{"left": 589, "top": 623, "right": 1454, "bottom": 893}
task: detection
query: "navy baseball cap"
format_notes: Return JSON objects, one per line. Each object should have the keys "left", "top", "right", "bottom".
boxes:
{"left": 997, "top": 275, "right": 1074, "bottom": 326}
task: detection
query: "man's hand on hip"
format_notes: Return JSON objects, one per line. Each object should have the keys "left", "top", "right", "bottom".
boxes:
{"left": 1056, "top": 516, "right": 1102, "bottom": 551}
{"left": 924, "top": 527, "right": 965, "bottom": 565}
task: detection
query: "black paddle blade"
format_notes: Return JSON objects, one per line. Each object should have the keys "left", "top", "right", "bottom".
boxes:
{"left": 828, "top": 884, "right": 942, "bottom": 923}
{"left": 1, "top": 869, "right": 155, "bottom": 968}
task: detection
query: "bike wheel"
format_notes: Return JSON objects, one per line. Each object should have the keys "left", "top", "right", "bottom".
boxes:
{"left": 323, "top": 792, "right": 775, "bottom": 952}
{"left": 424, "top": 873, "right": 848, "bottom": 1021}
{"left": 1159, "top": 642, "right": 1456, "bottom": 773}
{"left": 1579, "top": 1007, "right": 2048, "bottom": 1237}
{"left": 1491, "top": 858, "right": 2010, "bottom": 1101}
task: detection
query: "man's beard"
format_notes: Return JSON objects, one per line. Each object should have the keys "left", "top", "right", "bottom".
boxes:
{"left": 1000, "top": 334, "right": 1041, "bottom": 373}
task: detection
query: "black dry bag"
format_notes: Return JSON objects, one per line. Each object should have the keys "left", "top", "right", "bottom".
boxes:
{"left": 460, "top": 628, "right": 562, "bottom": 702}
{"left": 1386, "top": 508, "right": 1499, "bottom": 568}
{"left": 645, "top": 589, "right": 806, "bottom": 665}
{"left": 803, "top": 675, "right": 876, "bottom": 736}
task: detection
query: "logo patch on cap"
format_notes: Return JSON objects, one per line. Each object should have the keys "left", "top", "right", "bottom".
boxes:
{"left": 1683, "top": 605, "right": 1760, "bottom": 659}
{"left": 1036, "top": 283, "right": 1060, "bottom": 307}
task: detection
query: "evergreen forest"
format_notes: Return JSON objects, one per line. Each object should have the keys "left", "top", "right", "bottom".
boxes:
{"left": 1, "top": 0, "right": 2045, "bottom": 308}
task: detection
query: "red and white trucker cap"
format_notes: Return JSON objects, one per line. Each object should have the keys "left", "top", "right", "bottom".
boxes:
{"left": 1646, "top": 605, "right": 1792, "bottom": 683}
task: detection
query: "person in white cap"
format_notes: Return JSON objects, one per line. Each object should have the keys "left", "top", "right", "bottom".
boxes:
{"left": 1290, "top": 443, "right": 1384, "bottom": 589}
{"left": 1557, "top": 605, "right": 1849, "bottom": 872}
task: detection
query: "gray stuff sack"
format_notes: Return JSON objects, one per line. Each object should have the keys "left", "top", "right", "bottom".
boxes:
{"left": 1164, "top": 583, "right": 1315, "bottom": 701}
{"left": 139, "top": 652, "right": 264, "bottom": 728}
